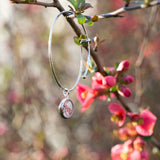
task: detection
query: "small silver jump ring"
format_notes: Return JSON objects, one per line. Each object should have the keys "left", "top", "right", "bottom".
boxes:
{"left": 63, "top": 88, "right": 69, "bottom": 97}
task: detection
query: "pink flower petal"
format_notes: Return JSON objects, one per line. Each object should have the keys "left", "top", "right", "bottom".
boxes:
{"left": 119, "top": 75, "right": 134, "bottom": 85}
{"left": 77, "top": 84, "right": 97, "bottom": 113}
{"left": 111, "top": 144, "right": 124, "bottom": 160}
{"left": 128, "top": 150, "right": 141, "bottom": 160}
{"left": 136, "top": 110, "right": 157, "bottom": 136}
{"left": 80, "top": 91, "right": 95, "bottom": 112}
{"left": 92, "top": 72, "right": 106, "bottom": 91}
{"left": 117, "top": 60, "right": 130, "bottom": 72}
{"left": 77, "top": 84, "right": 94, "bottom": 103}
{"left": 103, "top": 76, "right": 116, "bottom": 88}
{"left": 118, "top": 86, "right": 132, "bottom": 97}
{"left": 108, "top": 103, "right": 126, "bottom": 127}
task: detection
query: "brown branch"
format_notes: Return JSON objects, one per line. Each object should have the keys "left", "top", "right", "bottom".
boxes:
{"left": 11, "top": 0, "right": 160, "bottom": 20}
{"left": 83, "top": 0, "right": 160, "bottom": 20}
{"left": 54, "top": 0, "right": 106, "bottom": 75}
{"left": 114, "top": 91, "right": 131, "bottom": 112}
{"left": 135, "top": 6, "right": 159, "bottom": 105}
{"left": 11, "top": 0, "right": 56, "bottom": 8}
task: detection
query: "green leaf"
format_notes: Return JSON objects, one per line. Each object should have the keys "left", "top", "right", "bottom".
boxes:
{"left": 114, "top": 62, "right": 119, "bottom": 70}
{"left": 77, "top": 0, "right": 85, "bottom": 8}
{"left": 104, "top": 67, "right": 110, "bottom": 75}
{"left": 67, "top": 0, "right": 77, "bottom": 9}
{"left": 81, "top": 3, "right": 93, "bottom": 11}
{"left": 90, "top": 59, "right": 95, "bottom": 68}
{"left": 110, "top": 86, "right": 117, "bottom": 92}
{"left": 73, "top": 36, "right": 80, "bottom": 45}
{"left": 76, "top": 14, "right": 85, "bottom": 24}
{"left": 85, "top": 19, "right": 93, "bottom": 26}
{"left": 142, "top": 135, "right": 152, "bottom": 142}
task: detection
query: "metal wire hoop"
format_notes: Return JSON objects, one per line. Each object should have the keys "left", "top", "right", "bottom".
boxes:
{"left": 48, "top": 10, "right": 91, "bottom": 94}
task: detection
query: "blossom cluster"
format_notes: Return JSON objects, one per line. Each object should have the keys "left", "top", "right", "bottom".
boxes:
{"left": 109, "top": 103, "right": 157, "bottom": 160}
{"left": 77, "top": 60, "right": 157, "bottom": 160}
{"left": 77, "top": 60, "right": 134, "bottom": 112}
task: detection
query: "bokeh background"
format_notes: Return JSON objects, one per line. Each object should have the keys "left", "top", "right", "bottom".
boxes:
{"left": 0, "top": 0, "right": 160, "bottom": 159}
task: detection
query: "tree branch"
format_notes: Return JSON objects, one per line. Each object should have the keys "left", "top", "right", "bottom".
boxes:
{"left": 84, "top": 0, "right": 160, "bottom": 20}
{"left": 54, "top": 0, "right": 106, "bottom": 75}
{"left": 135, "top": 6, "right": 159, "bottom": 105}
{"left": 10, "top": 0, "right": 57, "bottom": 8}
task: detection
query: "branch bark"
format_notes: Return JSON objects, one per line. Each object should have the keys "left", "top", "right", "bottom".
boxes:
{"left": 54, "top": 0, "right": 106, "bottom": 75}
{"left": 84, "top": 0, "right": 160, "bottom": 20}
{"left": 135, "top": 6, "right": 159, "bottom": 105}
{"left": 11, "top": 0, "right": 56, "bottom": 7}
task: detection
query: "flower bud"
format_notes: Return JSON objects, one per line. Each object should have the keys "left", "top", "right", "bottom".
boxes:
{"left": 117, "top": 60, "right": 130, "bottom": 72}
{"left": 119, "top": 75, "right": 134, "bottom": 84}
{"left": 118, "top": 86, "right": 132, "bottom": 97}
{"left": 104, "top": 67, "right": 116, "bottom": 76}
{"left": 103, "top": 76, "right": 116, "bottom": 88}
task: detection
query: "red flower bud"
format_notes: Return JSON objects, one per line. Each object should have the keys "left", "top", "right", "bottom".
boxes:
{"left": 103, "top": 76, "right": 116, "bottom": 88}
{"left": 119, "top": 75, "right": 134, "bottom": 84}
{"left": 118, "top": 86, "right": 132, "bottom": 97}
{"left": 117, "top": 60, "right": 130, "bottom": 72}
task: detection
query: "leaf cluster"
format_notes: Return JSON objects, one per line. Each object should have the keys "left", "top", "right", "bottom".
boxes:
{"left": 67, "top": 0, "right": 93, "bottom": 25}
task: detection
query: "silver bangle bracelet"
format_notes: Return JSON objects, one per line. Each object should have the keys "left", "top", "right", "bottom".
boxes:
{"left": 48, "top": 10, "right": 91, "bottom": 118}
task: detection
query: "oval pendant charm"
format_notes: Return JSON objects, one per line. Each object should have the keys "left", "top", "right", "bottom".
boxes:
{"left": 59, "top": 98, "right": 74, "bottom": 119}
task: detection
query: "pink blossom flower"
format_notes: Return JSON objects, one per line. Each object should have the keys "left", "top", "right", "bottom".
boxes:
{"left": 92, "top": 72, "right": 106, "bottom": 91}
{"left": 133, "top": 137, "right": 146, "bottom": 151}
{"left": 117, "top": 60, "right": 130, "bottom": 72}
{"left": 119, "top": 75, "right": 134, "bottom": 85}
{"left": 118, "top": 124, "right": 137, "bottom": 141}
{"left": 127, "top": 112, "right": 140, "bottom": 122}
{"left": 91, "top": 72, "right": 108, "bottom": 101}
{"left": 103, "top": 76, "right": 116, "bottom": 88}
{"left": 141, "top": 151, "right": 149, "bottom": 160}
{"left": 118, "top": 86, "right": 132, "bottom": 97}
{"left": 77, "top": 84, "right": 97, "bottom": 112}
{"left": 136, "top": 110, "right": 157, "bottom": 136}
{"left": 111, "top": 144, "right": 124, "bottom": 160}
{"left": 111, "top": 139, "right": 149, "bottom": 160}
{"left": 108, "top": 103, "right": 126, "bottom": 127}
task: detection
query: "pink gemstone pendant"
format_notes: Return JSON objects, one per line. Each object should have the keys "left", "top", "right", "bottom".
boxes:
{"left": 59, "top": 98, "right": 74, "bottom": 119}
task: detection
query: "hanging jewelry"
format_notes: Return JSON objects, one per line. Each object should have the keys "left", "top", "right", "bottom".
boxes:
{"left": 48, "top": 11, "right": 91, "bottom": 118}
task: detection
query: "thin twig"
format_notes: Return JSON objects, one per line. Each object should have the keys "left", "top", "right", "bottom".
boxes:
{"left": 54, "top": 0, "right": 106, "bottom": 75}
{"left": 83, "top": 0, "right": 160, "bottom": 20}
{"left": 11, "top": 0, "right": 56, "bottom": 8}
{"left": 114, "top": 91, "right": 131, "bottom": 112}
{"left": 135, "top": 6, "right": 159, "bottom": 105}
{"left": 11, "top": 0, "right": 160, "bottom": 19}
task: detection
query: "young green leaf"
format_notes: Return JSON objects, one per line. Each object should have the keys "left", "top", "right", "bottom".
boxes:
{"left": 73, "top": 36, "right": 81, "bottom": 45}
{"left": 77, "top": 0, "right": 85, "bottom": 8}
{"left": 76, "top": 14, "right": 86, "bottom": 24}
{"left": 67, "top": 0, "right": 77, "bottom": 9}
{"left": 81, "top": 3, "right": 93, "bottom": 11}
{"left": 85, "top": 19, "right": 93, "bottom": 26}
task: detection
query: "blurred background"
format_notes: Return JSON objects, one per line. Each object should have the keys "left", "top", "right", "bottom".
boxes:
{"left": 0, "top": 0, "right": 160, "bottom": 159}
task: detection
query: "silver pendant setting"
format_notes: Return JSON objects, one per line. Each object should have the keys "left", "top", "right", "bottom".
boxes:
{"left": 59, "top": 98, "right": 74, "bottom": 119}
